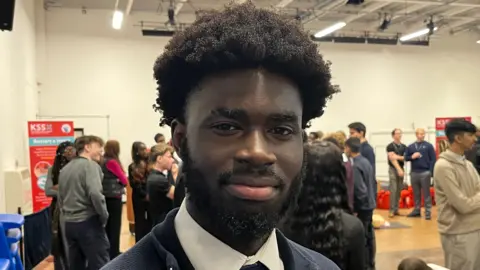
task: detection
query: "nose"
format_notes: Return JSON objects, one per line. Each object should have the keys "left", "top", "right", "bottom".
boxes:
{"left": 235, "top": 130, "right": 277, "bottom": 168}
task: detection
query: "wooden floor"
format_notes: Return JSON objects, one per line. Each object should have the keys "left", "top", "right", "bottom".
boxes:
{"left": 35, "top": 206, "right": 443, "bottom": 270}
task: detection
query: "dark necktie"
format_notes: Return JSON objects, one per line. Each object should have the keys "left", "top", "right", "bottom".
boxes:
{"left": 240, "top": 262, "right": 268, "bottom": 270}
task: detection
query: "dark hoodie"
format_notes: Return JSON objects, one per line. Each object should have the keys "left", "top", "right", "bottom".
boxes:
{"left": 101, "top": 209, "right": 340, "bottom": 270}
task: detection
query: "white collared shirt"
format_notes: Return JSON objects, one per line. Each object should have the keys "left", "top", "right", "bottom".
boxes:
{"left": 174, "top": 201, "right": 284, "bottom": 270}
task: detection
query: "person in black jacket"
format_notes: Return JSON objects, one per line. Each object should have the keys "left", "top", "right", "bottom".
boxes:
{"left": 280, "top": 142, "right": 365, "bottom": 270}
{"left": 345, "top": 137, "right": 377, "bottom": 270}
{"left": 103, "top": 2, "right": 340, "bottom": 269}
{"left": 147, "top": 143, "right": 175, "bottom": 225}
{"left": 128, "top": 141, "right": 151, "bottom": 243}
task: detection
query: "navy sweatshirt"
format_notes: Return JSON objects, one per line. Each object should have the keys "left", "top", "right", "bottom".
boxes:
{"left": 405, "top": 141, "right": 436, "bottom": 174}
{"left": 360, "top": 141, "right": 376, "bottom": 179}
{"left": 102, "top": 209, "right": 340, "bottom": 270}
{"left": 352, "top": 155, "right": 377, "bottom": 211}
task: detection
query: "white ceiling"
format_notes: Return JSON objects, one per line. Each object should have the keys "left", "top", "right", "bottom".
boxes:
{"left": 45, "top": 0, "right": 480, "bottom": 37}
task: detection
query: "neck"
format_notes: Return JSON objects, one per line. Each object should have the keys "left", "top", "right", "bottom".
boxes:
{"left": 360, "top": 138, "right": 366, "bottom": 143}
{"left": 393, "top": 139, "right": 401, "bottom": 144}
{"left": 449, "top": 144, "right": 464, "bottom": 156}
{"left": 153, "top": 164, "right": 166, "bottom": 172}
{"left": 185, "top": 199, "right": 267, "bottom": 256}
{"left": 79, "top": 153, "right": 91, "bottom": 160}
{"left": 417, "top": 139, "right": 423, "bottom": 143}
{"left": 351, "top": 153, "right": 360, "bottom": 158}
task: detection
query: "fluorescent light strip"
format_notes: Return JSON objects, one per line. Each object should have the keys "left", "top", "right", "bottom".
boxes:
{"left": 476, "top": 40, "right": 480, "bottom": 44}
{"left": 314, "top": 22, "right": 347, "bottom": 38}
{"left": 112, "top": 10, "right": 124, "bottom": 30}
{"left": 400, "top": 27, "right": 438, "bottom": 42}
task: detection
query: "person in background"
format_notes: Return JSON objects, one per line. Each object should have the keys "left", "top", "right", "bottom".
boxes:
{"left": 386, "top": 128, "right": 407, "bottom": 218}
{"left": 434, "top": 119, "right": 480, "bottom": 270}
{"left": 104, "top": 2, "right": 340, "bottom": 269}
{"left": 348, "top": 122, "right": 376, "bottom": 179}
{"left": 128, "top": 141, "right": 151, "bottom": 243}
{"left": 345, "top": 137, "right": 376, "bottom": 270}
{"left": 154, "top": 133, "right": 166, "bottom": 144}
{"left": 147, "top": 143, "right": 176, "bottom": 225}
{"left": 58, "top": 135, "right": 109, "bottom": 270}
{"left": 45, "top": 141, "right": 76, "bottom": 270}
{"left": 281, "top": 142, "right": 365, "bottom": 270}
{"left": 405, "top": 128, "right": 436, "bottom": 220}
{"left": 101, "top": 140, "right": 128, "bottom": 259}
{"left": 324, "top": 131, "right": 354, "bottom": 211}
{"left": 397, "top": 257, "right": 432, "bottom": 270}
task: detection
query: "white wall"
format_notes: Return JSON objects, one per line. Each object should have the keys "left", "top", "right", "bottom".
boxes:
{"left": 40, "top": 8, "right": 480, "bottom": 166}
{"left": 0, "top": 0, "right": 39, "bottom": 211}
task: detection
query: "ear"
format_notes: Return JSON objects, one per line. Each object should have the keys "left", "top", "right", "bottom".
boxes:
{"left": 171, "top": 119, "right": 186, "bottom": 154}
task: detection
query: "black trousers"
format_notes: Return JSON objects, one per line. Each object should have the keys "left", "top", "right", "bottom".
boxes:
{"left": 357, "top": 210, "right": 376, "bottom": 270}
{"left": 65, "top": 216, "right": 110, "bottom": 270}
{"left": 105, "top": 197, "right": 123, "bottom": 259}
{"left": 132, "top": 195, "right": 151, "bottom": 243}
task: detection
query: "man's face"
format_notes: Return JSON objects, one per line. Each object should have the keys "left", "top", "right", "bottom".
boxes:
{"left": 156, "top": 136, "right": 166, "bottom": 144}
{"left": 416, "top": 130, "right": 425, "bottom": 141}
{"left": 344, "top": 146, "right": 352, "bottom": 157}
{"left": 349, "top": 129, "right": 362, "bottom": 139}
{"left": 159, "top": 151, "right": 174, "bottom": 171}
{"left": 175, "top": 69, "right": 305, "bottom": 240}
{"left": 459, "top": 132, "right": 477, "bottom": 150}
{"left": 86, "top": 142, "right": 103, "bottom": 162}
{"left": 393, "top": 129, "right": 402, "bottom": 141}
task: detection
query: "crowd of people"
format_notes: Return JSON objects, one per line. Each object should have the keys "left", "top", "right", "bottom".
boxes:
{"left": 40, "top": 2, "right": 480, "bottom": 270}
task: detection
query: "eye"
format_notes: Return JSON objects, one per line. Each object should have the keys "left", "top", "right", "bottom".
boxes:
{"left": 270, "top": 127, "right": 294, "bottom": 136}
{"left": 210, "top": 123, "right": 241, "bottom": 135}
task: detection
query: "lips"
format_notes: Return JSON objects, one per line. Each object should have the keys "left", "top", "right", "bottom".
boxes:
{"left": 224, "top": 176, "right": 280, "bottom": 201}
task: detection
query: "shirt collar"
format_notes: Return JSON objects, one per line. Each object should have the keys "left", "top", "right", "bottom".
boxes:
{"left": 174, "top": 201, "right": 282, "bottom": 270}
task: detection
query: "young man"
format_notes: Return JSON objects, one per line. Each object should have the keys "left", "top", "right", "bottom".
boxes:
{"left": 386, "top": 128, "right": 407, "bottom": 217}
{"left": 58, "top": 135, "right": 109, "bottom": 270}
{"left": 348, "top": 122, "right": 376, "bottom": 181}
{"left": 154, "top": 133, "right": 166, "bottom": 144}
{"left": 104, "top": 3, "right": 340, "bottom": 270}
{"left": 345, "top": 137, "right": 376, "bottom": 270}
{"left": 405, "top": 128, "right": 436, "bottom": 220}
{"left": 147, "top": 143, "right": 176, "bottom": 225}
{"left": 433, "top": 119, "right": 480, "bottom": 270}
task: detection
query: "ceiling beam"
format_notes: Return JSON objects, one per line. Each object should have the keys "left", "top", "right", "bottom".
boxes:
{"left": 343, "top": 2, "right": 390, "bottom": 23}
{"left": 367, "top": 4, "right": 427, "bottom": 29}
{"left": 371, "top": 0, "right": 480, "bottom": 8}
{"left": 447, "top": 18, "right": 478, "bottom": 30}
{"left": 302, "top": 0, "right": 346, "bottom": 24}
{"left": 276, "top": 0, "right": 295, "bottom": 8}
{"left": 125, "top": 0, "right": 134, "bottom": 15}
{"left": 440, "top": 6, "right": 475, "bottom": 17}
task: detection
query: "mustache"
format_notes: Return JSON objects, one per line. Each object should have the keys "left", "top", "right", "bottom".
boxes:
{"left": 217, "top": 168, "right": 286, "bottom": 187}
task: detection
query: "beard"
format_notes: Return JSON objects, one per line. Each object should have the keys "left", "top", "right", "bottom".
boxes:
{"left": 179, "top": 139, "right": 306, "bottom": 244}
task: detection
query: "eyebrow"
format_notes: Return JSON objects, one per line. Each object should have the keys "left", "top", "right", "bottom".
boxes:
{"left": 208, "top": 108, "right": 299, "bottom": 123}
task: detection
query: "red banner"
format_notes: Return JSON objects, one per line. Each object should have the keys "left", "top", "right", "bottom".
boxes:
{"left": 28, "top": 121, "right": 75, "bottom": 212}
{"left": 435, "top": 117, "right": 471, "bottom": 157}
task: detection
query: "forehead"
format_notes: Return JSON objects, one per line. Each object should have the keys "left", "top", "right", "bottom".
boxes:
{"left": 186, "top": 69, "right": 302, "bottom": 122}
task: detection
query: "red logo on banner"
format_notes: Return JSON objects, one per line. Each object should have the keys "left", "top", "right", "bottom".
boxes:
{"left": 28, "top": 121, "right": 75, "bottom": 212}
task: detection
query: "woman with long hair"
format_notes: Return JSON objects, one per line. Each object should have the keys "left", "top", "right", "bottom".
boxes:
{"left": 128, "top": 141, "right": 151, "bottom": 242}
{"left": 101, "top": 140, "right": 128, "bottom": 259}
{"left": 280, "top": 141, "right": 366, "bottom": 270}
{"left": 45, "top": 141, "right": 76, "bottom": 269}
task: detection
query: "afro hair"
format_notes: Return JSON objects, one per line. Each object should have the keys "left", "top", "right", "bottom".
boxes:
{"left": 153, "top": 1, "right": 340, "bottom": 128}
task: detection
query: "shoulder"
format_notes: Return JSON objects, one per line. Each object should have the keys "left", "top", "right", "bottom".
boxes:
{"left": 341, "top": 212, "right": 364, "bottom": 238}
{"left": 288, "top": 240, "right": 340, "bottom": 269}
{"left": 434, "top": 158, "right": 450, "bottom": 169}
{"left": 386, "top": 143, "right": 393, "bottom": 151}
{"left": 101, "top": 234, "right": 163, "bottom": 270}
